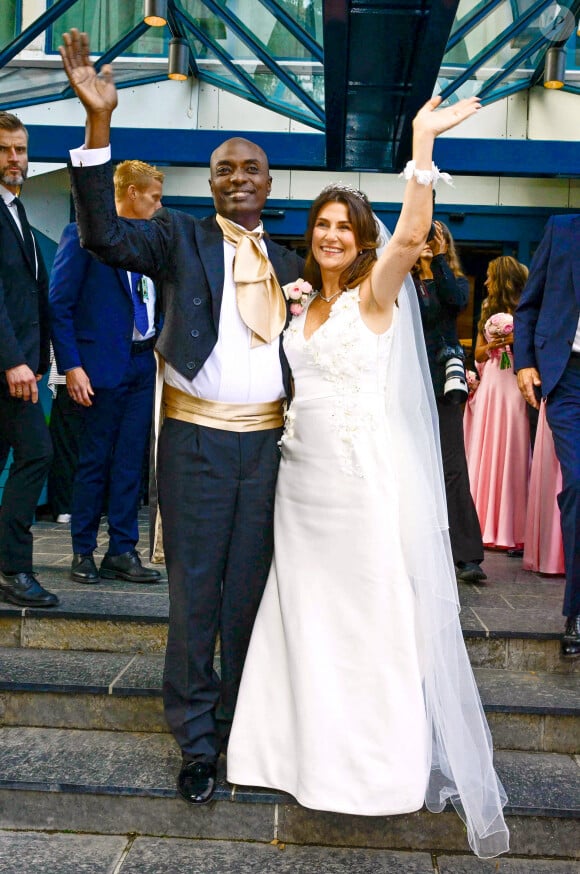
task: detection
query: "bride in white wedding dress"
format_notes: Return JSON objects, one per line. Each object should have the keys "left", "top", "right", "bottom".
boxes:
{"left": 227, "top": 97, "right": 509, "bottom": 859}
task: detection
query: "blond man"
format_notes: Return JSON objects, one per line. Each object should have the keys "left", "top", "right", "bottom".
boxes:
{"left": 50, "top": 159, "right": 164, "bottom": 584}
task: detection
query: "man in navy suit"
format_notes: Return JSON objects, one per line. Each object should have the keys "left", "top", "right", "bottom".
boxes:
{"left": 60, "top": 30, "right": 303, "bottom": 804}
{"left": 0, "top": 111, "right": 58, "bottom": 609}
{"left": 50, "top": 160, "right": 164, "bottom": 586}
{"left": 514, "top": 214, "right": 580, "bottom": 657}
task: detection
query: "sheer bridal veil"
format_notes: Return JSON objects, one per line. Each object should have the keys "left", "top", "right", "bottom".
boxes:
{"left": 375, "top": 218, "right": 509, "bottom": 858}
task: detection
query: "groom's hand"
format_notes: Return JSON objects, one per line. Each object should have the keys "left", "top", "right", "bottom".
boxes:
{"left": 59, "top": 28, "right": 117, "bottom": 148}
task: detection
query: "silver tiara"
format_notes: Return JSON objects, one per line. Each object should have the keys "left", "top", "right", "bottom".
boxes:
{"left": 319, "top": 182, "right": 368, "bottom": 202}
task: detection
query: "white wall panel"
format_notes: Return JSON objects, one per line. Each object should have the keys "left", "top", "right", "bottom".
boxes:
{"left": 117, "top": 80, "right": 199, "bottom": 128}
{"left": 17, "top": 78, "right": 197, "bottom": 129}
{"left": 441, "top": 98, "right": 508, "bottom": 139}
{"left": 528, "top": 88, "right": 580, "bottom": 141}
{"left": 161, "top": 167, "right": 211, "bottom": 198}
{"left": 270, "top": 170, "right": 291, "bottom": 200}
{"left": 25, "top": 167, "right": 72, "bottom": 243}
{"left": 435, "top": 175, "right": 500, "bottom": 206}
{"left": 289, "top": 170, "right": 359, "bottom": 200}
{"left": 506, "top": 92, "right": 528, "bottom": 139}
{"left": 216, "top": 91, "right": 290, "bottom": 132}
{"left": 197, "top": 84, "right": 220, "bottom": 130}
{"left": 499, "top": 177, "right": 570, "bottom": 207}
{"left": 359, "top": 173, "right": 401, "bottom": 202}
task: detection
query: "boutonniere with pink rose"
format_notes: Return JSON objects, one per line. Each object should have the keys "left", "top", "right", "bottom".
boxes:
{"left": 484, "top": 312, "right": 513, "bottom": 369}
{"left": 283, "top": 278, "right": 313, "bottom": 317}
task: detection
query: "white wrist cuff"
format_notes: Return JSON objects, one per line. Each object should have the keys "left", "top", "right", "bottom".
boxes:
{"left": 400, "top": 160, "right": 453, "bottom": 187}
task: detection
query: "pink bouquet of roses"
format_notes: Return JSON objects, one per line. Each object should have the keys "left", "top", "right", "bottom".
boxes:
{"left": 484, "top": 312, "right": 513, "bottom": 369}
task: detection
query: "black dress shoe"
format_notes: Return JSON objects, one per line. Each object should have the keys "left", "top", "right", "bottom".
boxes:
{"left": 507, "top": 548, "right": 524, "bottom": 558}
{"left": 177, "top": 761, "right": 217, "bottom": 804}
{"left": 71, "top": 553, "right": 99, "bottom": 584}
{"left": 561, "top": 616, "right": 580, "bottom": 658}
{"left": 456, "top": 561, "right": 487, "bottom": 584}
{"left": 0, "top": 571, "right": 59, "bottom": 608}
{"left": 100, "top": 549, "right": 161, "bottom": 583}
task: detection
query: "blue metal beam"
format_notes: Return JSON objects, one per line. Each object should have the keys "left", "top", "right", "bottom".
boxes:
{"left": 259, "top": 0, "right": 324, "bottom": 62}
{"left": 22, "top": 124, "right": 580, "bottom": 177}
{"left": 174, "top": 7, "right": 324, "bottom": 129}
{"left": 196, "top": 0, "right": 324, "bottom": 121}
{"left": 477, "top": 29, "right": 549, "bottom": 100}
{"left": 434, "top": 136, "right": 580, "bottom": 177}
{"left": 24, "top": 125, "right": 327, "bottom": 168}
{"left": 175, "top": 9, "right": 274, "bottom": 103}
{"left": 446, "top": 0, "right": 505, "bottom": 50}
{"left": 439, "top": 0, "right": 557, "bottom": 101}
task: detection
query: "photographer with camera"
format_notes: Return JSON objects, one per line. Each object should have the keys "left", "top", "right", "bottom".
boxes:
{"left": 412, "top": 222, "right": 486, "bottom": 584}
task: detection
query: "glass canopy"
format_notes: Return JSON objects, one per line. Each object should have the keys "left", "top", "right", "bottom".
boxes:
{"left": 1, "top": 1, "right": 579, "bottom": 123}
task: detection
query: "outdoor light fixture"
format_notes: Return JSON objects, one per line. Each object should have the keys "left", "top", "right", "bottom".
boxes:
{"left": 168, "top": 38, "right": 189, "bottom": 80}
{"left": 144, "top": 0, "right": 168, "bottom": 27}
{"left": 544, "top": 45, "right": 566, "bottom": 89}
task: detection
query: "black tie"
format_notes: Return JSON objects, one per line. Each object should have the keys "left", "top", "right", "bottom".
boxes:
{"left": 11, "top": 197, "right": 36, "bottom": 269}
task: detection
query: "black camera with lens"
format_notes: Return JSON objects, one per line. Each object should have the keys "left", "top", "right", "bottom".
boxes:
{"left": 436, "top": 344, "right": 468, "bottom": 404}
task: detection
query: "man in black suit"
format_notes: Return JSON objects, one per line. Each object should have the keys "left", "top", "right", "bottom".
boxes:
{"left": 60, "top": 30, "right": 303, "bottom": 803}
{"left": 0, "top": 112, "right": 58, "bottom": 609}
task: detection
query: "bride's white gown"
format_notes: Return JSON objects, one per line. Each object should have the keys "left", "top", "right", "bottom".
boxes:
{"left": 227, "top": 290, "right": 430, "bottom": 814}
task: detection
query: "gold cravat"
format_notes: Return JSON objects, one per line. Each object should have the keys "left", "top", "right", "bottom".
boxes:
{"left": 216, "top": 214, "right": 287, "bottom": 347}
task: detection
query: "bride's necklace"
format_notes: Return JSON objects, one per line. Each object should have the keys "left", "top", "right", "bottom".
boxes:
{"left": 317, "top": 288, "right": 344, "bottom": 303}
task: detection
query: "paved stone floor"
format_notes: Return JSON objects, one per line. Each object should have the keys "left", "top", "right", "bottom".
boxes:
{"left": 26, "top": 510, "right": 568, "bottom": 638}
{"left": 1, "top": 512, "right": 575, "bottom": 873}
{"left": 0, "top": 832, "right": 577, "bottom": 874}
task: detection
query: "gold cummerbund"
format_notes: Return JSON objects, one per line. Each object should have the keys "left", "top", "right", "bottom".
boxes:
{"left": 162, "top": 384, "right": 285, "bottom": 432}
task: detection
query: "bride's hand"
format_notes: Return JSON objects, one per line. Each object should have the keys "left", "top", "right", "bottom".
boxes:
{"left": 413, "top": 95, "right": 481, "bottom": 139}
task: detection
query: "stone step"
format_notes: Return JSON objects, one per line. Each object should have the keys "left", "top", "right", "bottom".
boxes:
{"left": 0, "top": 727, "right": 578, "bottom": 859}
{"left": 0, "top": 832, "right": 578, "bottom": 874}
{"left": 0, "top": 648, "right": 578, "bottom": 753}
{"left": 1, "top": 580, "right": 577, "bottom": 673}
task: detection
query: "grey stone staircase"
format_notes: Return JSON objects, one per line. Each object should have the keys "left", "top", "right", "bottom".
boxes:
{"left": 0, "top": 521, "right": 578, "bottom": 872}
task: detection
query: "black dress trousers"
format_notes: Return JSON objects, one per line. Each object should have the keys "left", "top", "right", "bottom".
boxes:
{"left": 437, "top": 399, "right": 484, "bottom": 565}
{"left": 158, "top": 417, "right": 283, "bottom": 761}
{"left": 0, "top": 387, "right": 53, "bottom": 573}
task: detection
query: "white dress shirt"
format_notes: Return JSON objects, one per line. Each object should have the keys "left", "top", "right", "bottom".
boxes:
{"left": 572, "top": 317, "right": 580, "bottom": 354}
{"left": 0, "top": 183, "right": 38, "bottom": 278}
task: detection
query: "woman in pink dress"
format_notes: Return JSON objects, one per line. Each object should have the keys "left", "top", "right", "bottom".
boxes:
{"left": 465, "top": 256, "right": 530, "bottom": 549}
{"left": 523, "top": 401, "right": 565, "bottom": 574}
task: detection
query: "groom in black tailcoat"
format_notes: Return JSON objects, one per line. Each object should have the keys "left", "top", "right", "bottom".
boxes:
{"left": 60, "top": 30, "right": 303, "bottom": 804}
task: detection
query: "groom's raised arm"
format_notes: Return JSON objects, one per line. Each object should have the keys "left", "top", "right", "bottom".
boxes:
{"left": 60, "top": 29, "right": 167, "bottom": 277}
{"left": 60, "top": 29, "right": 117, "bottom": 149}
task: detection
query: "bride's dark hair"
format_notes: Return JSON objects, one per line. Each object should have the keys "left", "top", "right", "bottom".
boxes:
{"left": 304, "top": 186, "right": 378, "bottom": 291}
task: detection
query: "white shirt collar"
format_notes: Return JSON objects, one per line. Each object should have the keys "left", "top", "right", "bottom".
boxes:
{"left": 0, "top": 183, "right": 17, "bottom": 206}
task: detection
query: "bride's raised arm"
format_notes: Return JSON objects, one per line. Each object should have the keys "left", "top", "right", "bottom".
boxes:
{"left": 369, "top": 96, "right": 480, "bottom": 309}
